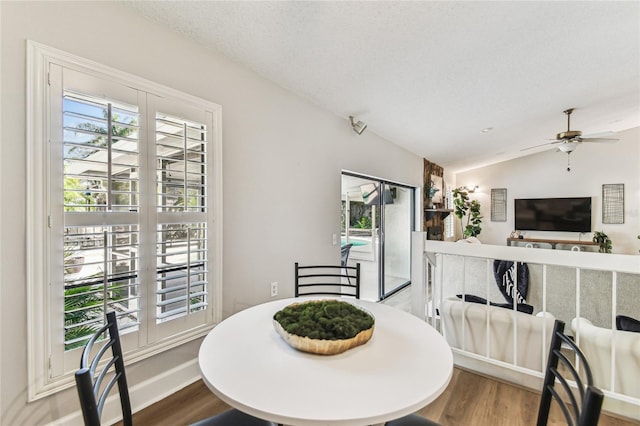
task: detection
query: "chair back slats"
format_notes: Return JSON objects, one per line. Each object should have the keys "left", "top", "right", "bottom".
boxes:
{"left": 553, "top": 349, "right": 587, "bottom": 400}
{"left": 80, "top": 322, "right": 111, "bottom": 370}
{"left": 298, "top": 272, "right": 354, "bottom": 279}
{"left": 295, "top": 290, "right": 355, "bottom": 298}
{"left": 298, "top": 264, "right": 358, "bottom": 270}
{"left": 75, "top": 311, "right": 132, "bottom": 426}
{"left": 93, "top": 355, "right": 118, "bottom": 397}
{"left": 295, "top": 262, "right": 360, "bottom": 299}
{"left": 549, "top": 367, "right": 581, "bottom": 422}
{"left": 547, "top": 386, "right": 576, "bottom": 426}
{"left": 536, "top": 320, "right": 604, "bottom": 426}
{"left": 555, "top": 333, "right": 595, "bottom": 386}
{"left": 96, "top": 371, "right": 123, "bottom": 415}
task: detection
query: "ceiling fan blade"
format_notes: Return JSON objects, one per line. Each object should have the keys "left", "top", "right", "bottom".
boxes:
{"left": 580, "top": 137, "right": 618, "bottom": 143}
{"left": 520, "top": 140, "right": 561, "bottom": 151}
{"left": 583, "top": 131, "right": 617, "bottom": 139}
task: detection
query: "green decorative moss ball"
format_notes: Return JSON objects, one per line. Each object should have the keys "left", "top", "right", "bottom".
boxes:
{"left": 274, "top": 300, "right": 374, "bottom": 340}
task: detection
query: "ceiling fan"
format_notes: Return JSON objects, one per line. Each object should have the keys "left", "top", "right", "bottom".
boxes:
{"left": 522, "top": 108, "right": 619, "bottom": 171}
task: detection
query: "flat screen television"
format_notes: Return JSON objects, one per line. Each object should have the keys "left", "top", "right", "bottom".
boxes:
{"left": 514, "top": 197, "right": 592, "bottom": 232}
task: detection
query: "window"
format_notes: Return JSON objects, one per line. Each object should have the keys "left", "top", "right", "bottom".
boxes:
{"left": 444, "top": 185, "right": 454, "bottom": 239}
{"left": 27, "top": 42, "right": 222, "bottom": 399}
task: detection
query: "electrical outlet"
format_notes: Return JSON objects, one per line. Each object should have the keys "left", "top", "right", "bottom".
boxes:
{"left": 270, "top": 282, "right": 278, "bottom": 297}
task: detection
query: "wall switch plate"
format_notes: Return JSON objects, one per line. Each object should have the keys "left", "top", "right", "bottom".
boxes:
{"left": 270, "top": 282, "right": 278, "bottom": 297}
{"left": 332, "top": 234, "right": 338, "bottom": 245}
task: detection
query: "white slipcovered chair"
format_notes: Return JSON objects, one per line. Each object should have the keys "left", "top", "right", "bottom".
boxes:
{"left": 571, "top": 317, "right": 640, "bottom": 419}
{"left": 440, "top": 297, "right": 556, "bottom": 371}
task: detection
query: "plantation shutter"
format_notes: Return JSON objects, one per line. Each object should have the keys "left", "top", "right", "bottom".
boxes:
{"left": 155, "top": 112, "right": 210, "bottom": 324}
{"left": 62, "top": 91, "right": 141, "bottom": 350}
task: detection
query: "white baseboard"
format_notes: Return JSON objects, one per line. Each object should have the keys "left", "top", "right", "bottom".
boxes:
{"left": 49, "top": 358, "right": 201, "bottom": 426}
{"left": 453, "top": 352, "right": 544, "bottom": 391}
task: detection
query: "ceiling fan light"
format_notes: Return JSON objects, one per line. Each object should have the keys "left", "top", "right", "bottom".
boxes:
{"left": 558, "top": 142, "right": 578, "bottom": 153}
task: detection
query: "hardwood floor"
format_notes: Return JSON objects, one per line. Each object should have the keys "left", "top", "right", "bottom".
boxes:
{"left": 417, "top": 369, "right": 636, "bottom": 426}
{"left": 122, "top": 367, "right": 638, "bottom": 426}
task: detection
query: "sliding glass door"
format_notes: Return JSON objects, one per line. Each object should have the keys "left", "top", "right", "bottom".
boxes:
{"left": 381, "top": 183, "right": 413, "bottom": 297}
{"left": 341, "top": 173, "right": 415, "bottom": 301}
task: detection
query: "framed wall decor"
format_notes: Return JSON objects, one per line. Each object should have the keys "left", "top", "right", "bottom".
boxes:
{"left": 602, "top": 183, "right": 624, "bottom": 224}
{"left": 430, "top": 174, "right": 443, "bottom": 204}
{"left": 491, "top": 188, "right": 507, "bottom": 222}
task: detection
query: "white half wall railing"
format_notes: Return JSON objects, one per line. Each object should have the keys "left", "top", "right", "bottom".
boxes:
{"left": 410, "top": 232, "right": 640, "bottom": 420}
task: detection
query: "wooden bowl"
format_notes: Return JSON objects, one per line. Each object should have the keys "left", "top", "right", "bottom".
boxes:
{"left": 273, "top": 300, "right": 375, "bottom": 355}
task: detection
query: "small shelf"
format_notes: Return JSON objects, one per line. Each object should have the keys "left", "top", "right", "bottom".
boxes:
{"left": 424, "top": 208, "right": 453, "bottom": 221}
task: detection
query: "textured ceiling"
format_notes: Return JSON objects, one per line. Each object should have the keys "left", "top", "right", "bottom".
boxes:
{"left": 124, "top": 1, "right": 640, "bottom": 172}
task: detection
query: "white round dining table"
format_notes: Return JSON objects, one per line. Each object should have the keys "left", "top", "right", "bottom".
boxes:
{"left": 198, "top": 297, "right": 453, "bottom": 426}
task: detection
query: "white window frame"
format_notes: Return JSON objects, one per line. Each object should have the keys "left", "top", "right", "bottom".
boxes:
{"left": 26, "top": 41, "right": 223, "bottom": 400}
{"left": 444, "top": 184, "right": 454, "bottom": 239}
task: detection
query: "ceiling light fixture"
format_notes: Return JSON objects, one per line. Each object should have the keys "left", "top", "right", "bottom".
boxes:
{"left": 481, "top": 127, "right": 493, "bottom": 133}
{"left": 557, "top": 142, "right": 578, "bottom": 153}
{"left": 349, "top": 116, "right": 367, "bottom": 135}
{"left": 558, "top": 142, "right": 578, "bottom": 171}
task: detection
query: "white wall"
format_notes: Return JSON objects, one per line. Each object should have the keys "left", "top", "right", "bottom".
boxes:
{"left": 455, "top": 127, "right": 640, "bottom": 254}
{"left": 0, "top": 2, "right": 423, "bottom": 423}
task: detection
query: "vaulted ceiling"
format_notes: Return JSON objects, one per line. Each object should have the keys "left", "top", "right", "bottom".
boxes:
{"left": 125, "top": 1, "right": 640, "bottom": 172}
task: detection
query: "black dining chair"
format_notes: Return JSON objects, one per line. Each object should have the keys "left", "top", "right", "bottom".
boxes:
{"left": 295, "top": 262, "right": 360, "bottom": 298}
{"left": 386, "top": 414, "right": 440, "bottom": 425}
{"left": 76, "top": 311, "right": 276, "bottom": 426}
{"left": 76, "top": 311, "right": 132, "bottom": 426}
{"left": 190, "top": 411, "right": 278, "bottom": 426}
{"left": 340, "top": 243, "right": 353, "bottom": 268}
{"left": 341, "top": 243, "right": 354, "bottom": 284}
{"left": 536, "top": 320, "right": 604, "bottom": 426}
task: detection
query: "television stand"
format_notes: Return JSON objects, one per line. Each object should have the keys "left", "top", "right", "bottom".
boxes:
{"left": 507, "top": 237, "right": 598, "bottom": 250}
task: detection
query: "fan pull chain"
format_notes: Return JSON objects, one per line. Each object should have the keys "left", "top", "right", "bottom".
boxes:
{"left": 567, "top": 152, "right": 571, "bottom": 172}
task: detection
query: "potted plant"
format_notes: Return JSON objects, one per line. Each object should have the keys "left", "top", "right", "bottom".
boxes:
{"left": 452, "top": 187, "right": 482, "bottom": 238}
{"left": 592, "top": 231, "right": 612, "bottom": 253}
{"left": 354, "top": 216, "right": 371, "bottom": 229}
{"left": 425, "top": 181, "right": 440, "bottom": 209}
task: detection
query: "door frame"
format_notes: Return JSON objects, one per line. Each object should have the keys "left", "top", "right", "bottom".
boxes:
{"left": 341, "top": 171, "right": 416, "bottom": 300}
